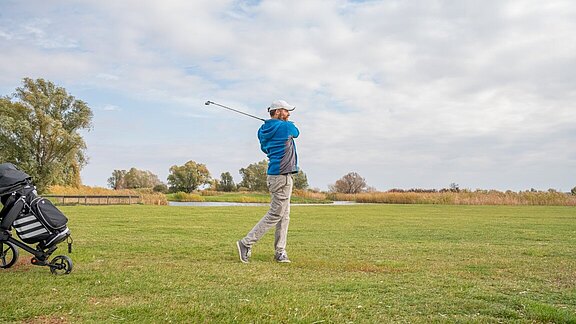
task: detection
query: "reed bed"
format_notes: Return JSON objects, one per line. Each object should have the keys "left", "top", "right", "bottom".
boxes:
{"left": 329, "top": 190, "right": 576, "bottom": 206}
{"left": 292, "top": 189, "right": 330, "bottom": 201}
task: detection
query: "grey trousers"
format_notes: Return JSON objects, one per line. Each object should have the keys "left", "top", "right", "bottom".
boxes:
{"left": 241, "top": 174, "right": 293, "bottom": 253}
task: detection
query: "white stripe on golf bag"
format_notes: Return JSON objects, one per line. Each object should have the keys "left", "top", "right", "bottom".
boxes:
{"left": 18, "top": 227, "right": 49, "bottom": 239}
{"left": 13, "top": 213, "right": 46, "bottom": 234}
{"left": 15, "top": 222, "right": 45, "bottom": 232}
{"left": 13, "top": 215, "right": 37, "bottom": 225}
{"left": 13, "top": 215, "right": 48, "bottom": 238}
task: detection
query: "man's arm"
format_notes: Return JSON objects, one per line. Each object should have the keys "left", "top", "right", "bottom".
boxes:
{"left": 286, "top": 121, "right": 299, "bottom": 138}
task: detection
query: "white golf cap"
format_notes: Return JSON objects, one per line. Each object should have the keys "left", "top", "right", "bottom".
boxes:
{"left": 268, "top": 100, "right": 295, "bottom": 112}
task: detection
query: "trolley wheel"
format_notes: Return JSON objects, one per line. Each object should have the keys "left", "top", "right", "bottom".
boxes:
{"left": 49, "top": 255, "right": 73, "bottom": 275}
{"left": 0, "top": 241, "right": 19, "bottom": 269}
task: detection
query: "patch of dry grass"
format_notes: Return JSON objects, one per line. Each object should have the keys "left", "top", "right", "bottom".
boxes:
{"left": 329, "top": 190, "right": 576, "bottom": 206}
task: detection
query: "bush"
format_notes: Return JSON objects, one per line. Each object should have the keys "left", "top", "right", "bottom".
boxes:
{"left": 171, "top": 192, "right": 204, "bottom": 202}
{"left": 153, "top": 184, "right": 168, "bottom": 193}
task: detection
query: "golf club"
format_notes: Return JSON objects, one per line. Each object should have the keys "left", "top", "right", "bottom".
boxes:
{"left": 205, "top": 101, "right": 265, "bottom": 122}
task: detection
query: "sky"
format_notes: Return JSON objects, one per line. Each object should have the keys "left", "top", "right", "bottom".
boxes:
{"left": 1, "top": 0, "right": 575, "bottom": 192}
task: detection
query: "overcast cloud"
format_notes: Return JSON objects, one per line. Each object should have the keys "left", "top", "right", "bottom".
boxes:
{"left": 1, "top": 0, "right": 574, "bottom": 191}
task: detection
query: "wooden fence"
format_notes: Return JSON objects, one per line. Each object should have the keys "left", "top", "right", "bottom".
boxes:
{"left": 43, "top": 195, "right": 140, "bottom": 205}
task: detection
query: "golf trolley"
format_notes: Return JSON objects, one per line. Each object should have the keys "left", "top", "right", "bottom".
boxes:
{"left": 0, "top": 163, "right": 73, "bottom": 275}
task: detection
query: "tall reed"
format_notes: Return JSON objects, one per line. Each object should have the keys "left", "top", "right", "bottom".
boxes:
{"left": 332, "top": 191, "right": 576, "bottom": 206}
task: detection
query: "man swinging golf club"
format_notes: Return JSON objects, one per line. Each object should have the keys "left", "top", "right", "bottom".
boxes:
{"left": 236, "top": 100, "right": 300, "bottom": 263}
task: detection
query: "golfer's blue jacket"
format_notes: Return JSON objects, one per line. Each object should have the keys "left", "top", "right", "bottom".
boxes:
{"left": 258, "top": 119, "right": 299, "bottom": 175}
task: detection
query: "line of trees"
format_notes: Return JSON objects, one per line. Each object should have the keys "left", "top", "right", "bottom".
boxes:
{"left": 6, "top": 79, "right": 573, "bottom": 196}
{"left": 107, "top": 159, "right": 309, "bottom": 193}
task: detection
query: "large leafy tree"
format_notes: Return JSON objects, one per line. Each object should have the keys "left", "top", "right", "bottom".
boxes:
{"left": 238, "top": 160, "right": 268, "bottom": 191}
{"left": 0, "top": 78, "right": 92, "bottom": 192}
{"left": 167, "top": 160, "right": 211, "bottom": 193}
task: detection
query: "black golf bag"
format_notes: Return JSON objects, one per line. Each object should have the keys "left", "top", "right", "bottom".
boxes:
{"left": 3, "top": 187, "right": 70, "bottom": 248}
{"left": 0, "top": 163, "right": 73, "bottom": 274}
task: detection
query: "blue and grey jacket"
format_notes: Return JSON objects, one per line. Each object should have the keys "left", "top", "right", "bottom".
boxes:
{"left": 258, "top": 119, "right": 300, "bottom": 175}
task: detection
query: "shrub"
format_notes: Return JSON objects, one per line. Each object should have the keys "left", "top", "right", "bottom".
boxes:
{"left": 153, "top": 184, "right": 169, "bottom": 193}
{"left": 171, "top": 192, "right": 204, "bottom": 202}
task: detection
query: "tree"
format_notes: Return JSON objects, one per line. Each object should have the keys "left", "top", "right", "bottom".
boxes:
{"left": 107, "top": 169, "right": 127, "bottom": 189}
{"left": 218, "top": 172, "right": 236, "bottom": 192}
{"left": 449, "top": 182, "right": 460, "bottom": 193}
{"left": 293, "top": 170, "right": 309, "bottom": 190}
{"left": 167, "top": 160, "right": 211, "bottom": 193}
{"left": 108, "top": 168, "right": 161, "bottom": 189}
{"left": 239, "top": 160, "right": 268, "bottom": 191}
{"left": 124, "top": 168, "right": 162, "bottom": 189}
{"left": 0, "top": 78, "right": 93, "bottom": 192}
{"left": 571, "top": 186, "right": 576, "bottom": 195}
{"left": 329, "top": 172, "right": 367, "bottom": 194}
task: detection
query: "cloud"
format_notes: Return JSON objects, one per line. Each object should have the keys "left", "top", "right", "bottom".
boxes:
{"left": 1, "top": 0, "right": 575, "bottom": 191}
{"left": 102, "top": 105, "right": 120, "bottom": 111}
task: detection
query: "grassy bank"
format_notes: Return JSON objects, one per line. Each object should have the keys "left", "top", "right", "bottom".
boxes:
{"left": 1, "top": 204, "right": 575, "bottom": 322}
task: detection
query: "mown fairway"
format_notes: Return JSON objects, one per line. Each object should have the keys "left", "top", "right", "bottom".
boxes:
{"left": 1, "top": 204, "right": 575, "bottom": 323}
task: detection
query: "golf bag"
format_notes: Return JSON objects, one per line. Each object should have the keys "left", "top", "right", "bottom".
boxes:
{"left": 0, "top": 163, "right": 73, "bottom": 274}
{"left": 0, "top": 162, "right": 71, "bottom": 254}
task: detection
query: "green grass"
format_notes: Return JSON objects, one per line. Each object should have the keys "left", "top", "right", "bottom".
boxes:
{"left": 1, "top": 205, "right": 575, "bottom": 323}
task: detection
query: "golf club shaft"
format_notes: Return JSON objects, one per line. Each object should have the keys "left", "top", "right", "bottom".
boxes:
{"left": 205, "top": 101, "right": 265, "bottom": 122}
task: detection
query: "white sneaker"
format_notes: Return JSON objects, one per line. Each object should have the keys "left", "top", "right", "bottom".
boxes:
{"left": 236, "top": 240, "right": 250, "bottom": 263}
{"left": 274, "top": 252, "right": 291, "bottom": 263}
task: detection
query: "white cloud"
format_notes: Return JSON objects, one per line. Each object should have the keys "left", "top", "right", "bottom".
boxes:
{"left": 102, "top": 105, "right": 120, "bottom": 111}
{"left": 1, "top": 0, "right": 575, "bottom": 191}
